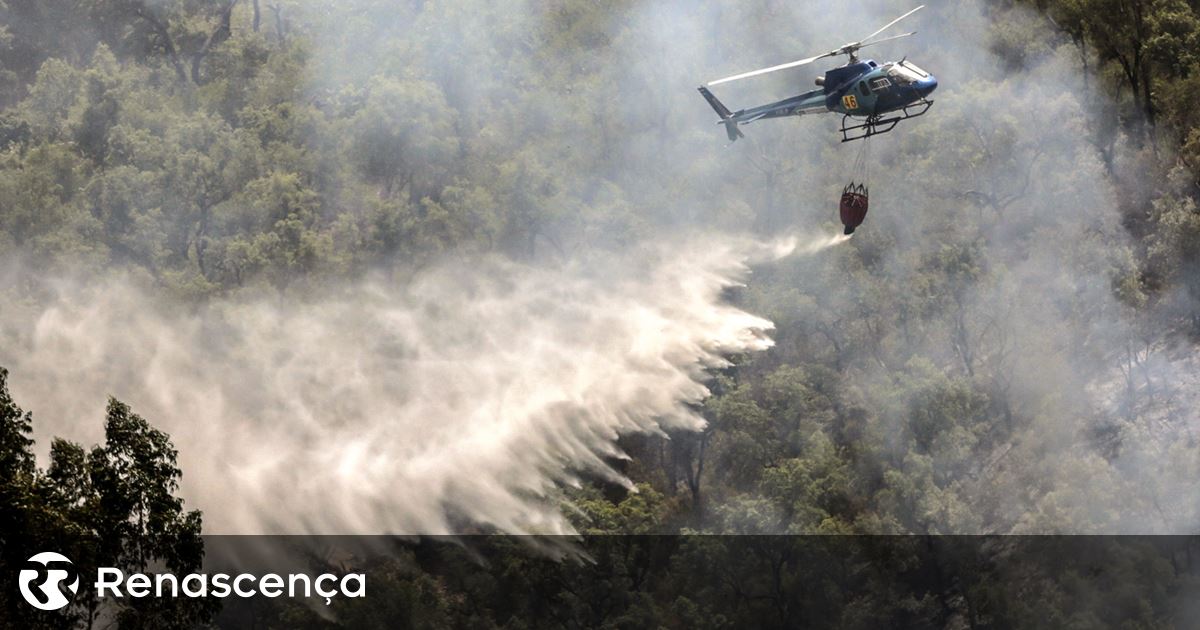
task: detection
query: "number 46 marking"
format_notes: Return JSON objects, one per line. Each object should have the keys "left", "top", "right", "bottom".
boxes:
{"left": 842, "top": 94, "right": 858, "bottom": 110}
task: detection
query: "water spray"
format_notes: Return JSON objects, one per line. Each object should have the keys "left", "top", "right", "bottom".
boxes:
{"left": 3, "top": 233, "right": 834, "bottom": 535}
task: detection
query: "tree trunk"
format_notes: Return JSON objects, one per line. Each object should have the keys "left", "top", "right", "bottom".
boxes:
{"left": 195, "top": 205, "right": 211, "bottom": 278}
{"left": 134, "top": 5, "right": 188, "bottom": 82}
{"left": 191, "top": 0, "right": 238, "bottom": 85}
{"left": 269, "top": 4, "right": 287, "bottom": 41}
{"left": 684, "top": 431, "right": 708, "bottom": 514}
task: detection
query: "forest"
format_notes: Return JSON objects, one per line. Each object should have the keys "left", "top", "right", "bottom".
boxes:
{"left": 2, "top": 0, "right": 1200, "bottom": 627}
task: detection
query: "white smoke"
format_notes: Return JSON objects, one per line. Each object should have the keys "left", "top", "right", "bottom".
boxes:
{"left": 1, "top": 232, "right": 832, "bottom": 534}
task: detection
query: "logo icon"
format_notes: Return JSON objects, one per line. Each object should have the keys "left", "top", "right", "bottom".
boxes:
{"left": 19, "top": 552, "right": 79, "bottom": 611}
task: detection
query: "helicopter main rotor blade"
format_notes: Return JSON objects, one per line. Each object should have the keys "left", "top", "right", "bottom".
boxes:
{"left": 707, "top": 51, "right": 836, "bottom": 86}
{"left": 860, "top": 5, "right": 924, "bottom": 45}
{"left": 856, "top": 31, "right": 915, "bottom": 50}
{"left": 704, "top": 5, "right": 923, "bottom": 87}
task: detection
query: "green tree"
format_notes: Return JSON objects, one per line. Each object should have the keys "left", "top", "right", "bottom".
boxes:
{"left": 0, "top": 367, "right": 210, "bottom": 629}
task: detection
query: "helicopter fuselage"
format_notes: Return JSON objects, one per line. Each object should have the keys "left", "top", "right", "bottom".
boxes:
{"left": 698, "top": 4, "right": 938, "bottom": 143}
{"left": 822, "top": 59, "right": 937, "bottom": 116}
{"left": 698, "top": 57, "right": 937, "bottom": 142}
{"left": 735, "top": 58, "right": 937, "bottom": 121}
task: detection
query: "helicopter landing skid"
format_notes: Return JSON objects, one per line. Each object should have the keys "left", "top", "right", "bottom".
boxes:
{"left": 840, "top": 99, "right": 934, "bottom": 142}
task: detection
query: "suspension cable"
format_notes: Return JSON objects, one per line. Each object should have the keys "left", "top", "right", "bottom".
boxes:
{"left": 849, "top": 136, "right": 870, "bottom": 195}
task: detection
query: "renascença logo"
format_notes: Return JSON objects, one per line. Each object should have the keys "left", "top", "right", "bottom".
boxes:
{"left": 19, "top": 552, "right": 80, "bottom": 611}
{"left": 17, "top": 551, "right": 365, "bottom": 609}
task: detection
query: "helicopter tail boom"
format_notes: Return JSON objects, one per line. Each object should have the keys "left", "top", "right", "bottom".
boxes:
{"left": 698, "top": 87, "right": 745, "bottom": 142}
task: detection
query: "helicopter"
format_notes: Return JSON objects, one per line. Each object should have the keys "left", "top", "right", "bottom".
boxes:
{"left": 698, "top": 5, "right": 937, "bottom": 143}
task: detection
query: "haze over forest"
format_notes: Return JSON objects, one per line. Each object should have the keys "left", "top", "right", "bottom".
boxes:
{"left": 1, "top": 0, "right": 1199, "bottom": 543}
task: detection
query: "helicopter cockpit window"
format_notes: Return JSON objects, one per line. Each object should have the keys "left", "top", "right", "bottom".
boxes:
{"left": 886, "top": 64, "right": 920, "bottom": 85}
{"left": 899, "top": 61, "right": 928, "bottom": 77}
{"left": 869, "top": 77, "right": 891, "bottom": 91}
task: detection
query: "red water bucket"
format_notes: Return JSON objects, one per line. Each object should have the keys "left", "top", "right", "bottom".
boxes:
{"left": 839, "top": 183, "right": 868, "bottom": 234}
